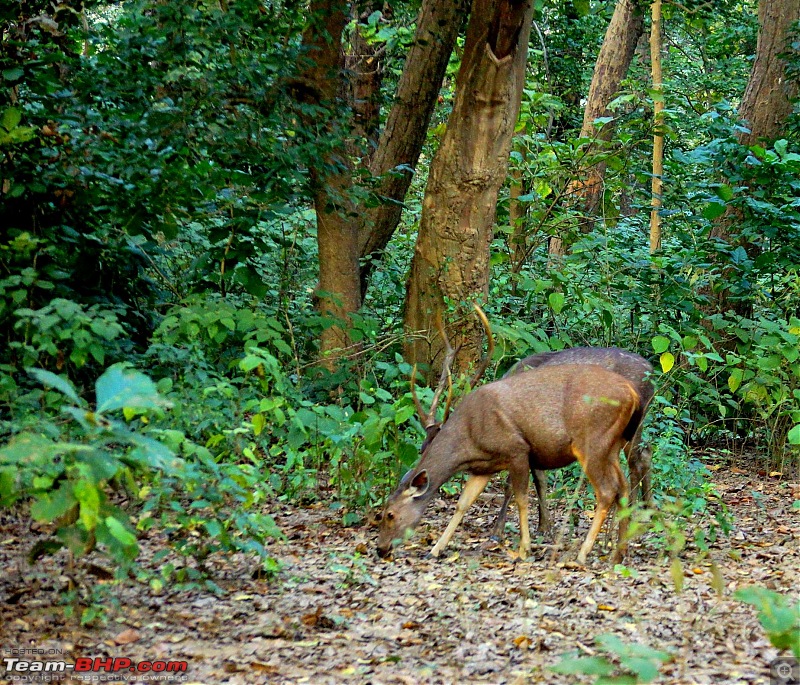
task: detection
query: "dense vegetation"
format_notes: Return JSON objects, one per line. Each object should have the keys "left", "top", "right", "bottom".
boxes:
{"left": 1, "top": 0, "right": 799, "bottom": 630}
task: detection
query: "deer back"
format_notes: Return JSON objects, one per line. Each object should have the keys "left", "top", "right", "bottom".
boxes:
{"left": 506, "top": 347, "right": 654, "bottom": 409}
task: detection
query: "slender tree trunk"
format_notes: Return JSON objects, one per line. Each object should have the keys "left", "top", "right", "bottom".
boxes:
{"left": 403, "top": 0, "right": 534, "bottom": 370}
{"left": 358, "top": 0, "right": 467, "bottom": 296}
{"left": 345, "top": 2, "right": 387, "bottom": 161}
{"left": 509, "top": 160, "right": 528, "bottom": 281}
{"left": 295, "top": 0, "right": 361, "bottom": 367}
{"left": 649, "top": 0, "right": 663, "bottom": 254}
{"left": 549, "top": 0, "right": 644, "bottom": 257}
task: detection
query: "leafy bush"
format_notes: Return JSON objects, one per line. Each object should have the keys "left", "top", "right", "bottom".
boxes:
{"left": 0, "top": 362, "right": 284, "bottom": 619}
{"left": 550, "top": 633, "right": 672, "bottom": 684}
{"left": 735, "top": 586, "right": 800, "bottom": 658}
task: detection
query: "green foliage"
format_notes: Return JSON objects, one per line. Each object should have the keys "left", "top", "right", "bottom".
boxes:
{"left": 1, "top": 361, "right": 284, "bottom": 605}
{"left": 0, "top": 0, "right": 796, "bottom": 612}
{"left": 0, "top": 364, "right": 175, "bottom": 567}
{"left": 734, "top": 586, "right": 800, "bottom": 657}
{"left": 550, "top": 633, "right": 672, "bottom": 684}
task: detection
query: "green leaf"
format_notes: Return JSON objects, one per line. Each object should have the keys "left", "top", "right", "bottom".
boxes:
{"left": 27, "top": 368, "right": 84, "bottom": 405}
{"left": 715, "top": 184, "right": 734, "bottom": 201}
{"left": 550, "top": 656, "right": 614, "bottom": 676}
{"left": 618, "top": 656, "right": 660, "bottom": 682}
{"left": 31, "top": 483, "right": 77, "bottom": 523}
{"left": 1, "top": 107, "right": 21, "bottom": 132}
{"left": 702, "top": 202, "right": 726, "bottom": 220}
{"left": 95, "top": 364, "right": 168, "bottom": 413}
{"left": 651, "top": 335, "right": 670, "bottom": 354}
{"left": 204, "top": 519, "right": 223, "bottom": 538}
{"left": 105, "top": 516, "right": 137, "bottom": 546}
{"left": 252, "top": 413, "right": 266, "bottom": 436}
{"left": 788, "top": 424, "right": 800, "bottom": 445}
{"left": 74, "top": 480, "right": 101, "bottom": 530}
{"left": 548, "top": 292, "right": 565, "bottom": 314}
{"left": 660, "top": 352, "right": 674, "bottom": 373}
{"left": 728, "top": 368, "right": 743, "bottom": 394}
{"left": 2, "top": 67, "right": 24, "bottom": 81}
{"left": 394, "top": 403, "right": 417, "bottom": 425}
{"left": 572, "top": 0, "right": 589, "bottom": 16}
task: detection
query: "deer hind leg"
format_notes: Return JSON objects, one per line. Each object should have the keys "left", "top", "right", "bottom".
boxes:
{"left": 430, "top": 474, "right": 491, "bottom": 558}
{"left": 627, "top": 420, "right": 654, "bottom": 506}
{"left": 489, "top": 479, "right": 513, "bottom": 540}
{"left": 532, "top": 469, "right": 551, "bottom": 535}
{"left": 576, "top": 442, "right": 629, "bottom": 565}
{"left": 508, "top": 464, "right": 532, "bottom": 560}
{"left": 490, "top": 468, "right": 548, "bottom": 541}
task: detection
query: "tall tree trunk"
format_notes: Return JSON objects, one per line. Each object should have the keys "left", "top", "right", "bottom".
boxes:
{"left": 295, "top": 0, "right": 361, "bottom": 367}
{"left": 737, "top": 0, "right": 800, "bottom": 147}
{"left": 549, "top": 0, "right": 644, "bottom": 257}
{"left": 509, "top": 160, "right": 528, "bottom": 282}
{"left": 345, "top": 2, "right": 387, "bottom": 161}
{"left": 403, "top": 0, "right": 534, "bottom": 370}
{"left": 358, "top": 0, "right": 467, "bottom": 296}
{"left": 649, "top": 0, "right": 664, "bottom": 254}
{"left": 295, "top": 0, "right": 462, "bottom": 366}
{"left": 707, "top": 0, "right": 800, "bottom": 314}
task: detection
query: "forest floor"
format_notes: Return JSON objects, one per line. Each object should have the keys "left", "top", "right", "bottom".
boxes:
{"left": 1, "top": 464, "right": 798, "bottom": 685}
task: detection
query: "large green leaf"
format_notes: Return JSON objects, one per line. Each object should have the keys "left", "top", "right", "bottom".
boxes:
{"left": 27, "top": 368, "right": 84, "bottom": 405}
{"left": 95, "top": 364, "right": 169, "bottom": 413}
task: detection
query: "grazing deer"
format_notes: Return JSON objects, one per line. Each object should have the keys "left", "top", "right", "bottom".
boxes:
{"left": 491, "top": 348, "right": 654, "bottom": 538}
{"left": 376, "top": 309, "right": 641, "bottom": 564}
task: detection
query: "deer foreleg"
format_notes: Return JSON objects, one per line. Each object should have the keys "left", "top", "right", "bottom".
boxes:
{"left": 430, "top": 474, "right": 491, "bottom": 558}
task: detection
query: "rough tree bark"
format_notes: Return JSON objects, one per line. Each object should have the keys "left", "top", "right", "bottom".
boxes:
{"left": 549, "top": 0, "right": 644, "bottom": 257}
{"left": 294, "top": 0, "right": 463, "bottom": 366}
{"left": 358, "top": 0, "right": 467, "bottom": 296}
{"left": 707, "top": 0, "right": 800, "bottom": 314}
{"left": 293, "top": 0, "right": 360, "bottom": 367}
{"left": 403, "top": 0, "right": 534, "bottom": 370}
{"left": 737, "top": 0, "right": 800, "bottom": 147}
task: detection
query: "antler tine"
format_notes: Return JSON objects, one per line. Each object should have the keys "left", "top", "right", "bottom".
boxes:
{"left": 441, "top": 366, "right": 454, "bottom": 423}
{"left": 427, "top": 313, "right": 455, "bottom": 427}
{"left": 469, "top": 304, "right": 495, "bottom": 388}
{"left": 409, "top": 364, "right": 430, "bottom": 425}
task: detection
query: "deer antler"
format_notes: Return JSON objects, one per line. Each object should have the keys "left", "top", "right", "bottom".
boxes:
{"left": 410, "top": 312, "right": 455, "bottom": 429}
{"left": 467, "top": 304, "right": 495, "bottom": 390}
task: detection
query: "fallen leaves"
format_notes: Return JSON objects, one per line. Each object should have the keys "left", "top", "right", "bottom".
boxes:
{"left": 0, "top": 472, "right": 796, "bottom": 684}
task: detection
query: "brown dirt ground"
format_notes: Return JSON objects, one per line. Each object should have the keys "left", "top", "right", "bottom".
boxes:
{"left": 0, "top": 467, "right": 798, "bottom": 685}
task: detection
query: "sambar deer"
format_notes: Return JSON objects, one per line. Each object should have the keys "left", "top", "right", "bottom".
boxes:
{"left": 375, "top": 309, "right": 642, "bottom": 564}
{"left": 491, "top": 348, "right": 654, "bottom": 539}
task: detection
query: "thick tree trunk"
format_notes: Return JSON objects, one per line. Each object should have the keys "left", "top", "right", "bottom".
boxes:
{"left": 296, "top": 0, "right": 462, "bottom": 366}
{"left": 737, "top": 0, "right": 800, "bottom": 147}
{"left": 549, "top": 0, "right": 644, "bottom": 256}
{"left": 403, "top": 0, "right": 534, "bottom": 370}
{"left": 358, "top": 0, "right": 467, "bottom": 296}
{"left": 707, "top": 0, "right": 800, "bottom": 315}
{"left": 295, "top": 0, "right": 361, "bottom": 367}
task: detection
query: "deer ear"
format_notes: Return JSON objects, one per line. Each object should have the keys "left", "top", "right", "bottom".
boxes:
{"left": 407, "top": 469, "right": 430, "bottom": 498}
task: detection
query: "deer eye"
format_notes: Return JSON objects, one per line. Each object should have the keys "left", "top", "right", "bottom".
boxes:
{"left": 386, "top": 512, "right": 395, "bottom": 521}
